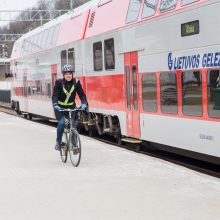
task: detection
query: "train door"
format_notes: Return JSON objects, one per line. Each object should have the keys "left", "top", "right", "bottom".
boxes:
{"left": 124, "top": 52, "right": 140, "bottom": 138}
{"left": 23, "top": 70, "right": 28, "bottom": 112}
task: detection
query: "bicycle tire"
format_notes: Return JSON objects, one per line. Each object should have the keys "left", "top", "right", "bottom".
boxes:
{"left": 60, "top": 132, "right": 68, "bottom": 163}
{"left": 69, "top": 129, "right": 81, "bottom": 167}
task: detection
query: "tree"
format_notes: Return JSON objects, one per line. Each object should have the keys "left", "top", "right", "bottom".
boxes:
{"left": 0, "top": 0, "right": 91, "bottom": 57}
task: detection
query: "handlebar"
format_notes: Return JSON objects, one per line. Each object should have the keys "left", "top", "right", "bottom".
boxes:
{"left": 59, "top": 107, "right": 84, "bottom": 112}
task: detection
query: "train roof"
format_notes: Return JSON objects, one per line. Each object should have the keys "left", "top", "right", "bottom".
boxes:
{"left": 16, "top": 0, "right": 100, "bottom": 42}
{"left": 11, "top": 0, "right": 209, "bottom": 60}
{"left": 11, "top": 0, "right": 101, "bottom": 59}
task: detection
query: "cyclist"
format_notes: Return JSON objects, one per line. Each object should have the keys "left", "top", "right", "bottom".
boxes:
{"left": 52, "top": 64, "right": 88, "bottom": 150}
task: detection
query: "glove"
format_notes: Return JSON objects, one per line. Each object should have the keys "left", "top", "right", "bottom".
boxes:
{"left": 81, "top": 103, "right": 87, "bottom": 110}
{"left": 54, "top": 105, "right": 61, "bottom": 111}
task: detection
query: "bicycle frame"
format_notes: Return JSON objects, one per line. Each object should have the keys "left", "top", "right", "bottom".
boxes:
{"left": 59, "top": 107, "right": 82, "bottom": 167}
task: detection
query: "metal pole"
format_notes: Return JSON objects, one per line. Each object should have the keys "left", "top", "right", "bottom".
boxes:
{"left": 2, "top": 45, "right": 5, "bottom": 58}
{"left": 70, "top": 0, "right": 73, "bottom": 10}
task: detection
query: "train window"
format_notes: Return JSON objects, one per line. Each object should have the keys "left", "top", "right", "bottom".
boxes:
{"left": 35, "top": 35, "right": 40, "bottom": 52}
{"left": 160, "top": 0, "right": 177, "bottom": 12}
{"left": 22, "top": 76, "right": 27, "bottom": 97}
{"left": 28, "top": 86, "right": 31, "bottom": 96}
{"left": 41, "top": 30, "right": 48, "bottom": 49}
{"left": 126, "top": 0, "right": 142, "bottom": 23}
{"left": 29, "top": 37, "right": 33, "bottom": 52}
{"left": 98, "top": 0, "right": 112, "bottom": 7}
{"left": 142, "top": 0, "right": 158, "bottom": 19}
{"left": 38, "top": 32, "right": 43, "bottom": 50}
{"left": 160, "top": 72, "right": 178, "bottom": 114}
{"left": 35, "top": 33, "right": 41, "bottom": 52}
{"left": 104, "top": 38, "right": 115, "bottom": 70}
{"left": 36, "top": 80, "right": 41, "bottom": 96}
{"left": 32, "top": 36, "right": 36, "bottom": 52}
{"left": 68, "top": 48, "right": 75, "bottom": 71}
{"left": 126, "top": 66, "right": 131, "bottom": 109}
{"left": 47, "top": 27, "right": 54, "bottom": 47}
{"left": 142, "top": 73, "right": 157, "bottom": 112}
{"left": 207, "top": 70, "right": 220, "bottom": 118}
{"left": 51, "top": 24, "right": 60, "bottom": 46}
{"left": 132, "top": 65, "right": 138, "bottom": 110}
{"left": 28, "top": 37, "right": 33, "bottom": 52}
{"left": 41, "top": 80, "right": 46, "bottom": 96}
{"left": 32, "top": 82, "right": 37, "bottom": 96}
{"left": 61, "top": 50, "right": 67, "bottom": 70}
{"left": 182, "top": 71, "right": 202, "bottom": 116}
{"left": 28, "top": 81, "right": 31, "bottom": 96}
{"left": 181, "top": 0, "right": 199, "bottom": 6}
{"left": 93, "top": 41, "right": 103, "bottom": 71}
{"left": 46, "top": 81, "right": 51, "bottom": 98}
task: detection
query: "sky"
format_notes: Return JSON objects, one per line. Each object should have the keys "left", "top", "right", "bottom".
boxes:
{"left": 0, "top": 0, "right": 40, "bottom": 26}
{"left": 0, "top": 0, "right": 39, "bottom": 10}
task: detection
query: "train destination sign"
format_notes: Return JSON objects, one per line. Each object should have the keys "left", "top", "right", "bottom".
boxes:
{"left": 168, "top": 52, "right": 220, "bottom": 70}
{"left": 181, "top": 20, "right": 199, "bottom": 37}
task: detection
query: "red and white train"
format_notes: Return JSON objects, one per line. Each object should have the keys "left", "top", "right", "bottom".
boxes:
{"left": 10, "top": 0, "right": 220, "bottom": 164}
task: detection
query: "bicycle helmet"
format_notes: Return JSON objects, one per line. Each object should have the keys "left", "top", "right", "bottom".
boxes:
{"left": 62, "top": 64, "right": 74, "bottom": 73}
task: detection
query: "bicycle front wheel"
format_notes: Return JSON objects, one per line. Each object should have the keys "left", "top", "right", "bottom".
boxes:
{"left": 60, "top": 132, "right": 68, "bottom": 163}
{"left": 69, "top": 129, "right": 81, "bottom": 167}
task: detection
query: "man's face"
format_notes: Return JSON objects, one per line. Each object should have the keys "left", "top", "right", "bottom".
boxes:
{"left": 64, "top": 72, "right": 73, "bottom": 81}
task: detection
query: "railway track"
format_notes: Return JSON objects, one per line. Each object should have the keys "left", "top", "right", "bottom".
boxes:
{"left": 1, "top": 104, "right": 220, "bottom": 178}
{"left": 0, "top": 104, "right": 16, "bottom": 115}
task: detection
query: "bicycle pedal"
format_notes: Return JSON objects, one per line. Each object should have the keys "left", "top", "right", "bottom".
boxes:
{"left": 72, "top": 148, "right": 79, "bottom": 155}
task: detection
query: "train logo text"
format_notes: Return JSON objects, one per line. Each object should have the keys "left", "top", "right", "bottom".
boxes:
{"left": 168, "top": 52, "right": 220, "bottom": 70}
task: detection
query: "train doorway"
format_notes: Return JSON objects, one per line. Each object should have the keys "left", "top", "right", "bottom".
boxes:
{"left": 124, "top": 52, "right": 140, "bottom": 138}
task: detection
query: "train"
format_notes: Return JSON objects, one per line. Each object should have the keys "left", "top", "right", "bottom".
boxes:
{"left": 9, "top": 0, "right": 220, "bottom": 164}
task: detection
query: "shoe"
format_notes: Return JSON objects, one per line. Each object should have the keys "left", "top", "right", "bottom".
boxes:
{"left": 61, "top": 142, "right": 67, "bottom": 151}
{"left": 55, "top": 142, "right": 61, "bottom": 151}
{"left": 72, "top": 147, "right": 79, "bottom": 155}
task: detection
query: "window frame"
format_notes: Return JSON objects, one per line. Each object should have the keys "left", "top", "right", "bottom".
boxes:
{"left": 182, "top": 70, "right": 203, "bottom": 117}
{"left": 181, "top": 0, "right": 199, "bottom": 6}
{"left": 159, "top": 0, "right": 178, "bottom": 13}
{"left": 126, "top": 0, "right": 142, "bottom": 24}
{"left": 98, "top": 0, "right": 112, "bottom": 7}
{"left": 68, "top": 48, "right": 75, "bottom": 71}
{"left": 141, "top": 0, "right": 159, "bottom": 19}
{"left": 207, "top": 69, "right": 220, "bottom": 119}
{"left": 93, "top": 41, "right": 103, "bottom": 71}
{"left": 104, "top": 38, "right": 115, "bottom": 70}
{"left": 142, "top": 73, "right": 158, "bottom": 112}
{"left": 61, "top": 50, "right": 67, "bottom": 71}
{"left": 160, "top": 71, "right": 178, "bottom": 114}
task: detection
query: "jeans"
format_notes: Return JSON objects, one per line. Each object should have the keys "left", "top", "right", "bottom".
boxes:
{"left": 56, "top": 112, "right": 77, "bottom": 145}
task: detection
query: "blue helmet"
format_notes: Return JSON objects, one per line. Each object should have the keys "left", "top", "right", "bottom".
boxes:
{"left": 62, "top": 64, "right": 74, "bottom": 73}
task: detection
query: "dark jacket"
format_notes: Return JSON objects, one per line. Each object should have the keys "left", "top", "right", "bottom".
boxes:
{"left": 52, "top": 78, "right": 87, "bottom": 108}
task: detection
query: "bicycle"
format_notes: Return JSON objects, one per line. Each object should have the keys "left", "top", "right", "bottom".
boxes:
{"left": 59, "top": 107, "right": 82, "bottom": 167}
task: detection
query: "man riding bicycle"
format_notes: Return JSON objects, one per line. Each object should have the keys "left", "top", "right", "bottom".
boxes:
{"left": 52, "top": 64, "right": 88, "bottom": 150}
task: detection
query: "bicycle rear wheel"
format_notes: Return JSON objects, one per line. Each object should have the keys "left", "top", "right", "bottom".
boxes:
{"left": 69, "top": 129, "right": 81, "bottom": 167}
{"left": 60, "top": 133, "right": 68, "bottom": 163}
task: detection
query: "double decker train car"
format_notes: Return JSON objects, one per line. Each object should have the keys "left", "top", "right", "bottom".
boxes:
{"left": 10, "top": 0, "right": 220, "bottom": 164}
